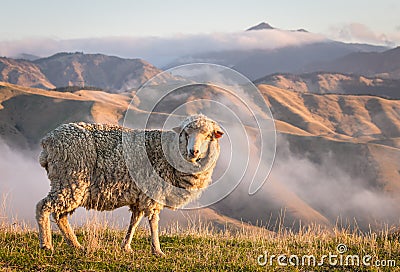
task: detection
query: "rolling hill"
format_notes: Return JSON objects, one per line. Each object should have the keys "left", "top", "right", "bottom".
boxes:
{"left": 215, "top": 85, "right": 400, "bottom": 230}
{"left": 254, "top": 72, "right": 400, "bottom": 98}
{"left": 1, "top": 81, "right": 399, "bottom": 231}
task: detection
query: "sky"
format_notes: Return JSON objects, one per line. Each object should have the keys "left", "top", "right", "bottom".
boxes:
{"left": 0, "top": 0, "right": 399, "bottom": 65}
{"left": 1, "top": 0, "right": 399, "bottom": 40}
{"left": 1, "top": 0, "right": 400, "bottom": 228}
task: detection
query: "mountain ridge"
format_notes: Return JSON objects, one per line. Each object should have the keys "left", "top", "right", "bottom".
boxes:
{"left": 166, "top": 41, "right": 389, "bottom": 80}
{"left": 308, "top": 46, "right": 400, "bottom": 79}
{"left": 2, "top": 44, "right": 397, "bottom": 95}
{"left": 0, "top": 52, "right": 169, "bottom": 93}
{"left": 254, "top": 72, "right": 400, "bottom": 98}
{"left": 0, "top": 57, "right": 55, "bottom": 89}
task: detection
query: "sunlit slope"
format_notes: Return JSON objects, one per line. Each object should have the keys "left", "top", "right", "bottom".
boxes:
{"left": 259, "top": 84, "right": 400, "bottom": 146}
{"left": 1, "top": 82, "right": 400, "bottom": 230}
{"left": 0, "top": 82, "right": 130, "bottom": 148}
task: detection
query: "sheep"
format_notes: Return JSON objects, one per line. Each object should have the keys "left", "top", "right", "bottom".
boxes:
{"left": 36, "top": 114, "right": 224, "bottom": 256}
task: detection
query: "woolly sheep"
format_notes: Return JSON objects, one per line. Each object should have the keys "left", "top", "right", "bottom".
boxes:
{"left": 36, "top": 114, "right": 224, "bottom": 256}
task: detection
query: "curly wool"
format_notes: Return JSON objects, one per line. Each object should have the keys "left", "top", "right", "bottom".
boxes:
{"left": 179, "top": 113, "right": 218, "bottom": 133}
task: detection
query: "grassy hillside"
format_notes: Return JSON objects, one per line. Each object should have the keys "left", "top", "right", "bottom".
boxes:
{"left": 0, "top": 220, "right": 399, "bottom": 271}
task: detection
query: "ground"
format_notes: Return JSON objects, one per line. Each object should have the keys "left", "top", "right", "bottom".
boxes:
{"left": 1, "top": 221, "right": 399, "bottom": 271}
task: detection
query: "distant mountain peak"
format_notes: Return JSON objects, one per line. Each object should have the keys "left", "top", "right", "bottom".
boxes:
{"left": 12, "top": 53, "right": 40, "bottom": 61}
{"left": 246, "top": 22, "right": 310, "bottom": 33}
{"left": 246, "top": 22, "right": 275, "bottom": 31}
{"left": 296, "top": 28, "right": 309, "bottom": 33}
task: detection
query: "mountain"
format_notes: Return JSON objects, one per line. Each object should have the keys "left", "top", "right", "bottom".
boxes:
{"left": 3, "top": 42, "right": 395, "bottom": 95}
{"left": 166, "top": 40, "right": 388, "bottom": 80}
{"left": 1, "top": 81, "right": 400, "bottom": 231}
{"left": 295, "top": 28, "right": 309, "bottom": 33}
{"left": 246, "top": 22, "right": 275, "bottom": 31}
{"left": 254, "top": 72, "right": 400, "bottom": 98}
{"left": 234, "top": 42, "right": 388, "bottom": 80}
{"left": 164, "top": 22, "right": 389, "bottom": 80}
{"left": 246, "top": 22, "right": 308, "bottom": 33}
{"left": 12, "top": 53, "right": 41, "bottom": 61}
{"left": 0, "top": 53, "right": 171, "bottom": 93}
{"left": 308, "top": 46, "right": 400, "bottom": 79}
{"left": 0, "top": 57, "right": 54, "bottom": 89}
{"left": 34, "top": 52, "right": 168, "bottom": 92}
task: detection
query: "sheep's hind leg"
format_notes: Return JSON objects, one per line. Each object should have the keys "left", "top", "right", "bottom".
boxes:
{"left": 121, "top": 210, "right": 144, "bottom": 252}
{"left": 148, "top": 211, "right": 165, "bottom": 257}
{"left": 36, "top": 197, "right": 54, "bottom": 251}
{"left": 53, "top": 212, "right": 83, "bottom": 250}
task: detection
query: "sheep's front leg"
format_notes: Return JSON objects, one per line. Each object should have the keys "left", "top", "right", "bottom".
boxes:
{"left": 53, "top": 213, "right": 83, "bottom": 250}
{"left": 36, "top": 198, "right": 53, "bottom": 251}
{"left": 121, "top": 210, "right": 144, "bottom": 252}
{"left": 148, "top": 211, "right": 165, "bottom": 257}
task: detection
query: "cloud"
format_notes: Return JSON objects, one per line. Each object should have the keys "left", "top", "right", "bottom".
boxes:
{"left": 0, "top": 140, "right": 49, "bottom": 225}
{"left": 0, "top": 139, "right": 141, "bottom": 228}
{"left": 271, "top": 145, "right": 399, "bottom": 227}
{"left": 0, "top": 30, "right": 327, "bottom": 67}
{"left": 330, "top": 23, "right": 398, "bottom": 46}
{"left": 213, "top": 134, "right": 400, "bottom": 231}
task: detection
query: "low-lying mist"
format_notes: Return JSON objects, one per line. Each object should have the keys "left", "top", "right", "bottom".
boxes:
{"left": 1, "top": 129, "right": 399, "bottom": 231}
{"left": 0, "top": 30, "right": 326, "bottom": 67}
{"left": 0, "top": 140, "right": 133, "bottom": 228}
{"left": 212, "top": 133, "right": 400, "bottom": 231}
{"left": 0, "top": 140, "right": 48, "bottom": 224}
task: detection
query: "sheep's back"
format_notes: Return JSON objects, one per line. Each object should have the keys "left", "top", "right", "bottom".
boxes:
{"left": 40, "top": 123, "right": 97, "bottom": 182}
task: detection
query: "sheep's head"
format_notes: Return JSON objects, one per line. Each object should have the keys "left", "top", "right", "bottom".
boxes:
{"left": 173, "top": 114, "right": 224, "bottom": 163}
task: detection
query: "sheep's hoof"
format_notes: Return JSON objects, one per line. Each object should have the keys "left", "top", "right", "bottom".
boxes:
{"left": 73, "top": 245, "right": 85, "bottom": 252}
{"left": 40, "top": 244, "right": 54, "bottom": 252}
{"left": 122, "top": 245, "right": 133, "bottom": 253}
{"left": 152, "top": 250, "right": 166, "bottom": 257}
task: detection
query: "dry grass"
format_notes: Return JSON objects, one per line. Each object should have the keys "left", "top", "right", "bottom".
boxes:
{"left": 1, "top": 194, "right": 400, "bottom": 271}
{"left": 0, "top": 207, "right": 400, "bottom": 272}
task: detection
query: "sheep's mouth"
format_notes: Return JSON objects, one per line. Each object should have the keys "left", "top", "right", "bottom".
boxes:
{"left": 188, "top": 157, "right": 198, "bottom": 163}
{"left": 187, "top": 155, "right": 201, "bottom": 163}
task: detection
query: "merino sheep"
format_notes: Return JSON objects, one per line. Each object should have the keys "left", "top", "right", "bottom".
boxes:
{"left": 36, "top": 114, "right": 223, "bottom": 256}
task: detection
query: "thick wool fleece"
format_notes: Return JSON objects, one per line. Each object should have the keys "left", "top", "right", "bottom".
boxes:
{"left": 36, "top": 114, "right": 222, "bottom": 254}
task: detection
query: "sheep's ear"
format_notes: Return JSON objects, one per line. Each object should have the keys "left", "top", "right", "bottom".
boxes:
{"left": 172, "top": 126, "right": 181, "bottom": 134}
{"left": 214, "top": 130, "right": 224, "bottom": 139}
